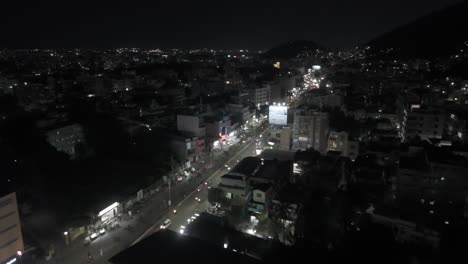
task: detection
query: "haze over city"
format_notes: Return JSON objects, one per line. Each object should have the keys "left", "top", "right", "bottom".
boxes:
{"left": 0, "top": 1, "right": 467, "bottom": 264}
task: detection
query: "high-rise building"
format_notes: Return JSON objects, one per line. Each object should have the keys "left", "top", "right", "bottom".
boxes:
{"left": 176, "top": 115, "right": 206, "bottom": 138}
{"left": 246, "top": 85, "right": 270, "bottom": 107}
{"left": 0, "top": 192, "right": 24, "bottom": 264}
{"left": 401, "top": 108, "right": 445, "bottom": 141}
{"left": 292, "top": 110, "right": 329, "bottom": 153}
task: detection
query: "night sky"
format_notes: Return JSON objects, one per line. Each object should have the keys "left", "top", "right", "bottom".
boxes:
{"left": 0, "top": 0, "right": 461, "bottom": 49}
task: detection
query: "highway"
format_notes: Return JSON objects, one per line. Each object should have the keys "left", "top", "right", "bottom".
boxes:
{"left": 47, "top": 125, "right": 270, "bottom": 264}
{"left": 132, "top": 126, "right": 270, "bottom": 244}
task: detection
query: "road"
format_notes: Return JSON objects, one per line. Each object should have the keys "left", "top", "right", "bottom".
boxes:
{"left": 132, "top": 126, "right": 270, "bottom": 243}
{"left": 35, "top": 125, "right": 269, "bottom": 264}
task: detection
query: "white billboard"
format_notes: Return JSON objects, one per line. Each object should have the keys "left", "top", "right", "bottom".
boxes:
{"left": 269, "top": 105, "right": 288, "bottom": 125}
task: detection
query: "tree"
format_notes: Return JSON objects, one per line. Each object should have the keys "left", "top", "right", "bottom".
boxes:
{"left": 208, "top": 187, "right": 228, "bottom": 206}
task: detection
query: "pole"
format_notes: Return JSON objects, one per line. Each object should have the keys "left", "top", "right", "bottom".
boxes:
{"left": 64, "top": 232, "right": 69, "bottom": 246}
{"left": 168, "top": 180, "right": 171, "bottom": 207}
{"left": 169, "top": 156, "right": 173, "bottom": 207}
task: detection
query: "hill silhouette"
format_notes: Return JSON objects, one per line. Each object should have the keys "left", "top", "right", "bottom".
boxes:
{"left": 367, "top": 1, "right": 468, "bottom": 58}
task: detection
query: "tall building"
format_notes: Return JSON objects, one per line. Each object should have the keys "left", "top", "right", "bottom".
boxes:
{"left": 246, "top": 85, "right": 270, "bottom": 107}
{"left": 0, "top": 192, "right": 24, "bottom": 264}
{"left": 401, "top": 109, "right": 445, "bottom": 141}
{"left": 292, "top": 110, "right": 329, "bottom": 153}
{"left": 176, "top": 115, "right": 206, "bottom": 138}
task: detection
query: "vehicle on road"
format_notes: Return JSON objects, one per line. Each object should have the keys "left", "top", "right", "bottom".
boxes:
{"left": 99, "top": 228, "right": 106, "bottom": 236}
{"left": 160, "top": 219, "right": 172, "bottom": 229}
{"left": 179, "top": 225, "right": 186, "bottom": 234}
{"left": 195, "top": 197, "right": 201, "bottom": 202}
{"left": 89, "top": 232, "right": 99, "bottom": 241}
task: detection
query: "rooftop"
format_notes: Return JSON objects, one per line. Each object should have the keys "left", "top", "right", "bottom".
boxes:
{"left": 253, "top": 160, "right": 291, "bottom": 181}
{"left": 229, "top": 156, "right": 262, "bottom": 178}
{"left": 252, "top": 183, "right": 272, "bottom": 192}
{"left": 259, "top": 149, "right": 296, "bottom": 161}
{"left": 185, "top": 213, "right": 282, "bottom": 260}
{"left": 109, "top": 229, "right": 260, "bottom": 264}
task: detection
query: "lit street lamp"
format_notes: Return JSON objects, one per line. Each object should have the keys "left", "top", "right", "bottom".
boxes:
{"left": 64, "top": 231, "right": 69, "bottom": 245}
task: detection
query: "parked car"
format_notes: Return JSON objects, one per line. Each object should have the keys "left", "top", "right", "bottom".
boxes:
{"left": 160, "top": 219, "right": 172, "bottom": 229}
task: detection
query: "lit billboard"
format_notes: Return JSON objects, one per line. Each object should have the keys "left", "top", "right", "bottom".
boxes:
{"left": 269, "top": 105, "right": 288, "bottom": 125}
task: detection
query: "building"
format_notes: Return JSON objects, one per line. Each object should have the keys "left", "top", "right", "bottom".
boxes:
{"left": 292, "top": 110, "right": 329, "bottom": 153}
{"left": 0, "top": 192, "right": 24, "bottom": 264}
{"left": 46, "top": 124, "right": 85, "bottom": 158}
{"left": 227, "top": 104, "right": 254, "bottom": 125}
{"left": 306, "top": 94, "right": 343, "bottom": 108}
{"left": 184, "top": 212, "right": 283, "bottom": 260}
{"left": 219, "top": 175, "right": 249, "bottom": 205}
{"left": 279, "top": 127, "right": 292, "bottom": 151}
{"left": 176, "top": 115, "right": 206, "bottom": 138}
{"left": 269, "top": 74, "right": 296, "bottom": 103}
{"left": 109, "top": 229, "right": 260, "bottom": 264}
{"left": 170, "top": 134, "right": 205, "bottom": 164}
{"left": 204, "top": 113, "right": 231, "bottom": 149}
{"left": 246, "top": 85, "right": 270, "bottom": 107}
{"left": 401, "top": 108, "right": 445, "bottom": 141}
{"left": 248, "top": 184, "right": 272, "bottom": 216}
{"left": 396, "top": 148, "right": 432, "bottom": 199}
{"left": 370, "top": 209, "right": 440, "bottom": 248}
{"left": 327, "top": 131, "right": 359, "bottom": 161}
{"left": 218, "top": 157, "right": 262, "bottom": 204}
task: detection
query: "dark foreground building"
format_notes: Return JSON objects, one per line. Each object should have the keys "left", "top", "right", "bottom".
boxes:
{"left": 109, "top": 229, "right": 260, "bottom": 264}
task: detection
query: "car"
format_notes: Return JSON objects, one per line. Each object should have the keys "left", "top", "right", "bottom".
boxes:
{"left": 160, "top": 219, "right": 172, "bottom": 229}
{"left": 187, "top": 218, "right": 192, "bottom": 223}
{"left": 195, "top": 197, "right": 201, "bottom": 202}
{"left": 179, "top": 225, "right": 186, "bottom": 234}
{"left": 99, "top": 228, "right": 106, "bottom": 236}
{"left": 89, "top": 232, "right": 99, "bottom": 241}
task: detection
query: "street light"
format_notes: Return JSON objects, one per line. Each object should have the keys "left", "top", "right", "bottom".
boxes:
{"left": 64, "top": 231, "right": 69, "bottom": 245}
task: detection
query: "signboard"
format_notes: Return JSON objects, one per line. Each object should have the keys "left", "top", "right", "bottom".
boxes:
{"left": 269, "top": 105, "right": 288, "bottom": 125}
